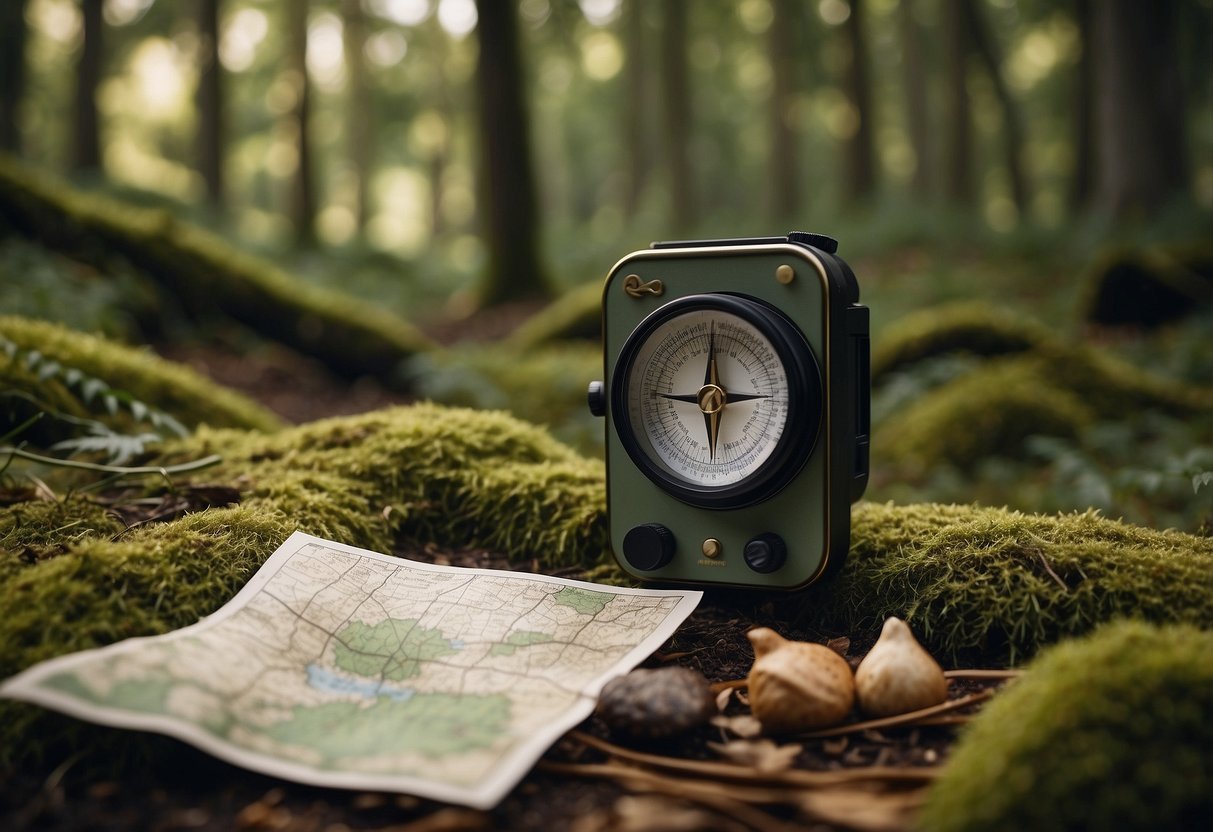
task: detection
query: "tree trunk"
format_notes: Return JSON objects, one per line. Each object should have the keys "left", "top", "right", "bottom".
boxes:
{"left": 472, "top": 0, "right": 548, "bottom": 306}
{"left": 965, "top": 0, "right": 1029, "bottom": 217}
{"left": 1068, "top": 0, "right": 1095, "bottom": 209}
{"left": 288, "top": 0, "right": 316, "bottom": 246}
{"left": 1091, "top": 0, "right": 1187, "bottom": 215}
{"left": 196, "top": 0, "right": 224, "bottom": 206}
{"left": 622, "top": 0, "right": 649, "bottom": 216}
{"left": 768, "top": 0, "right": 800, "bottom": 220}
{"left": 898, "top": 0, "right": 931, "bottom": 196}
{"left": 72, "top": 0, "right": 104, "bottom": 173}
{"left": 0, "top": 0, "right": 28, "bottom": 154}
{"left": 842, "top": 0, "right": 876, "bottom": 203}
{"left": 942, "top": 0, "right": 972, "bottom": 204}
{"left": 343, "top": 0, "right": 372, "bottom": 235}
{"left": 660, "top": 0, "right": 694, "bottom": 232}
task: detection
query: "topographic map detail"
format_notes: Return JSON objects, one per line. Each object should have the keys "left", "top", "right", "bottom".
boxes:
{"left": 1, "top": 532, "right": 702, "bottom": 808}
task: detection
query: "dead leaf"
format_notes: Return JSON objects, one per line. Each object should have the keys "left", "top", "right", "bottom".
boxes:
{"left": 714, "top": 687, "right": 734, "bottom": 712}
{"left": 822, "top": 736, "right": 849, "bottom": 755}
{"left": 826, "top": 636, "right": 851, "bottom": 657}
{"left": 609, "top": 795, "right": 741, "bottom": 832}
{"left": 707, "top": 738, "right": 803, "bottom": 774}
{"left": 710, "top": 714, "right": 763, "bottom": 738}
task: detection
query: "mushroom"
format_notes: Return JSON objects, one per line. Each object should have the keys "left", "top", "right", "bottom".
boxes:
{"left": 746, "top": 627, "right": 855, "bottom": 733}
{"left": 854, "top": 617, "right": 948, "bottom": 717}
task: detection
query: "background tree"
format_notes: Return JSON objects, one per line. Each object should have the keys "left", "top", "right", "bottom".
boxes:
{"left": 1069, "top": 0, "right": 1095, "bottom": 210}
{"left": 0, "top": 0, "right": 29, "bottom": 154}
{"left": 343, "top": 0, "right": 372, "bottom": 235}
{"left": 196, "top": 0, "right": 224, "bottom": 206}
{"left": 842, "top": 0, "right": 876, "bottom": 204}
{"left": 72, "top": 0, "right": 105, "bottom": 173}
{"left": 472, "top": 0, "right": 548, "bottom": 305}
{"left": 660, "top": 0, "right": 694, "bottom": 233}
{"left": 942, "top": 0, "right": 973, "bottom": 204}
{"left": 1091, "top": 0, "right": 1188, "bottom": 216}
{"left": 287, "top": 0, "right": 316, "bottom": 246}
{"left": 768, "top": 0, "right": 801, "bottom": 220}
{"left": 898, "top": 0, "right": 931, "bottom": 197}
{"left": 622, "top": 0, "right": 650, "bottom": 217}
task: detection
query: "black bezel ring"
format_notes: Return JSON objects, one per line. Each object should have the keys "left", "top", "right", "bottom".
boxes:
{"left": 610, "top": 293, "right": 823, "bottom": 510}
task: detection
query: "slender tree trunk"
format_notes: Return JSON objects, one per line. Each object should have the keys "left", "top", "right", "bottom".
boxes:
{"left": 343, "top": 0, "right": 371, "bottom": 235}
{"left": 196, "top": 0, "right": 224, "bottom": 206}
{"left": 942, "top": 0, "right": 972, "bottom": 204}
{"left": 660, "top": 0, "right": 694, "bottom": 232}
{"left": 288, "top": 0, "right": 316, "bottom": 246}
{"left": 72, "top": 0, "right": 104, "bottom": 173}
{"left": 0, "top": 0, "right": 29, "bottom": 153}
{"left": 965, "top": 0, "right": 1029, "bottom": 217}
{"left": 768, "top": 0, "right": 800, "bottom": 220}
{"left": 898, "top": 0, "right": 931, "bottom": 196}
{"left": 1091, "top": 0, "right": 1187, "bottom": 215}
{"left": 472, "top": 0, "right": 548, "bottom": 305}
{"left": 842, "top": 0, "right": 876, "bottom": 203}
{"left": 622, "top": 0, "right": 649, "bottom": 216}
{"left": 1069, "top": 0, "right": 1095, "bottom": 209}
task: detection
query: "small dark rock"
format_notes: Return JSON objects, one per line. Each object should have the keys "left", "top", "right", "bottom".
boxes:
{"left": 595, "top": 666, "right": 716, "bottom": 740}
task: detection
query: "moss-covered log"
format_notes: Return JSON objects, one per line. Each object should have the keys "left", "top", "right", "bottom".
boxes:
{"left": 0, "top": 156, "right": 435, "bottom": 381}
{"left": 501, "top": 280, "right": 602, "bottom": 350}
{"left": 1, "top": 315, "right": 283, "bottom": 435}
{"left": 1082, "top": 243, "right": 1213, "bottom": 328}
{"left": 920, "top": 621, "right": 1213, "bottom": 831}
{"left": 873, "top": 303, "right": 1213, "bottom": 471}
{"left": 871, "top": 301, "right": 1055, "bottom": 379}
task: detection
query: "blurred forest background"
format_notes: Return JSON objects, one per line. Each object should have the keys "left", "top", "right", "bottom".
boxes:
{"left": 1, "top": 0, "right": 1211, "bottom": 532}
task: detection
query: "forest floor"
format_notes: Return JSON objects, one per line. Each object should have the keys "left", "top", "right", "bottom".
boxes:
{"left": 2, "top": 329, "right": 1011, "bottom": 832}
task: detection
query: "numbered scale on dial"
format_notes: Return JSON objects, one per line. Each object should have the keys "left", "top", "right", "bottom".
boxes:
{"left": 612, "top": 293, "right": 822, "bottom": 511}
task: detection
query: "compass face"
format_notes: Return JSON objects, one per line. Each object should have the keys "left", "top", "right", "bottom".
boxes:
{"left": 612, "top": 294, "right": 822, "bottom": 509}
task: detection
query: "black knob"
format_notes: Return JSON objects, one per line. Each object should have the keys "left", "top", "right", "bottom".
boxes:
{"left": 587, "top": 380, "right": 606, "bottom": 417}
{"left": 622, "top": 524, "right": 676, "bottom": 571}
{"left": 787, "top": 231, "right": 839, "bottom": 254}
{"left": 744, "top": 533, "right": 787, "bottom": 574}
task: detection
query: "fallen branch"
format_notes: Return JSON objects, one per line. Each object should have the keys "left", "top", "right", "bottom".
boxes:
{"left": 793, "top": 690, "right": 995, "bottom": 739}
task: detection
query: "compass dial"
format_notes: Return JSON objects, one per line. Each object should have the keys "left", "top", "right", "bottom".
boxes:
{"left": 612, "top": 294, "right": 822, "bottom": 509}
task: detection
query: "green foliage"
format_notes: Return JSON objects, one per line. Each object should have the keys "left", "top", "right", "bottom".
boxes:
{"left": 919, "top": 621, "right": 1213, "bottom": 831}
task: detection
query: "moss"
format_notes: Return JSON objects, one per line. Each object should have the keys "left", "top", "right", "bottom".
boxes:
{"left": 797, "top": 502, "right": 1213, "bottom": 665}
{"left": 1, "top": 315, "right": 283, "bottom": 434}
{"left": 1081, "top": 244, "right": 1213, "bottom": 328}
{"left": 918, "top": 621, "right": 1213, "bottom": 831}
{"left": 0, "top": 496, "right": 125, "bottom": 580}
{"left": 878, "top": 342, "right": 1213, "bottom": 472}
{"left": 0, "top": 156, "right": 435, "bottom": 380}
{"left": 872, "top": 302, "right": 1055, "bottom": 379}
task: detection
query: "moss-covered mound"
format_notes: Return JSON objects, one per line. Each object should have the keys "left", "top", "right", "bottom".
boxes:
{"left": 1082, "top": 244, "right": 1213, "bottom": 328}
{"left": 1, "top": 315, "right": 283, "bottom": 435}
{"left": 0, "top": 156, "right": 434, "bottom": 380}
{"left": 873, "top": 303, "right": 1213, "bottom": 471}
{"left": 871, "top": 301, "right": 1055, "bottom": 379}
{"left": 800, "top": 501, "right": 1213, "bottom": 664}
{"left": 919, "top": 621, "right": 1213, "bottom": 831}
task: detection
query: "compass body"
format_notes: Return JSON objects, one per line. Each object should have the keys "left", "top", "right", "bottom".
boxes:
{"left": 594, "top": 234, "right": 870, "bottom": 590}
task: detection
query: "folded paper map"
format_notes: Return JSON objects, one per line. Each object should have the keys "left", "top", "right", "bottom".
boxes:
{"left": 1, "top": 531, "right": 702, "bottom": 808}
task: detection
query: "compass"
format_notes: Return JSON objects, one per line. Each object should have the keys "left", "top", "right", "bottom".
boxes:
{"left": 612, "top": 293, "right": 822, "bottom": 510}
{"left": 591, "top": 233, "right": 870, "bottom": 590}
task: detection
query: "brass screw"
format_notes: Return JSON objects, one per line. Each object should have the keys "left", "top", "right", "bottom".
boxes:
{"left": 775, "top": 264, "right": 795, "bottom": 285}
{"left": 701, "top": 538, "right": 722, "bottom": 558}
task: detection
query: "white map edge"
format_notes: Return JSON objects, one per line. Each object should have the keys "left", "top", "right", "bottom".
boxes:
{"left": 0, "top": 530, "right": 703, "bottom": 810}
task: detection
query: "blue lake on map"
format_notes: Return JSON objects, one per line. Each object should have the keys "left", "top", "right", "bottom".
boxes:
{"left": 305, "top": 664, "right": 417, "bottom": 701}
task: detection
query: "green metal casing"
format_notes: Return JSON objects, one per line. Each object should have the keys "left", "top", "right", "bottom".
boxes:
{"left": 601, "top": 238, "right": 869, "bottom": 589}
